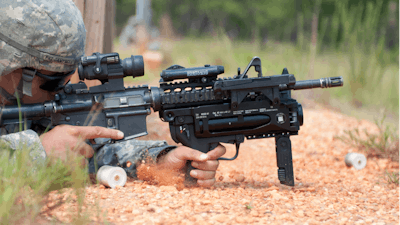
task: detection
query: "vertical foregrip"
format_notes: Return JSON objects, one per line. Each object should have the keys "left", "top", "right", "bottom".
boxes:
{"left": 184, "top": 162, "right": 198, "bottom": 187}
{"left": 275, "top": 135, "right": 295, "bottom": 186}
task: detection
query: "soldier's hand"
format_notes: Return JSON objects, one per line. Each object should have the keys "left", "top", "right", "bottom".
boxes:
{"left": 40, "top": 125, "right": 124, "bottom": 161}
{"left": 157, "top": 145, "right": 226, "bottom": 187}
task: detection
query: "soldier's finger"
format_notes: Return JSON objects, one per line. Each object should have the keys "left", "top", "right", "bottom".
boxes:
{"left": 173, "top": 146, "right": 209, "bottom": 162}
{"left": 191, "top": 160, "right": 219, "bottom": 171}
{"left": 190, "top": 170, "right": 216, "bottom": 180}
{"left": 73, "top": 126, "right": 124, "bottom": 140}
{"left": 76, "top": 142, "right": 94, "bottom": 158}
{"left": 197, "top": 178, "right": 216, "bottom": 187}
{"left": 206, "top": 144, "right": 226, "bottom": 160}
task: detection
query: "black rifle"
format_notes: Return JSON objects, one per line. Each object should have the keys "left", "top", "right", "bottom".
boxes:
{"left": 0, "top": 52, "right": 343, "bottom": 186}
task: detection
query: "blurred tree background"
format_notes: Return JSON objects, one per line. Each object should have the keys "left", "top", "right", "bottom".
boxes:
{"left": 115, "top": 0, "right": 399, "bottom": 121}
{"left": 116, "top": 0, "right": 398, "bottom": 63}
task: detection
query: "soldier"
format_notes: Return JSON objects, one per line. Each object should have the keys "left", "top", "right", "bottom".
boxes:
{"left": 0, "top": 0, "right": 225, "bottom": 187}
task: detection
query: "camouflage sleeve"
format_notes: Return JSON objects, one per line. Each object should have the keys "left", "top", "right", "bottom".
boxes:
{"left": 91, "top": 139, "right": 176, "bottom": 177}
{"left": 0, "top": 129, "right": 47, "bottom": 166}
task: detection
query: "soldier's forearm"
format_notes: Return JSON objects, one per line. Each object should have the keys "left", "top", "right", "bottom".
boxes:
{"left": 0, "top": 129, "right": 47, "bottom": 165}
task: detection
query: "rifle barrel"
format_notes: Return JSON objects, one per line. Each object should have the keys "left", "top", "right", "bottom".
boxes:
{"left": 0, "top": 101, "right": 93, "bottom": 120}
{"left": 279, "top": 76, "right": 343, "bottom": 91}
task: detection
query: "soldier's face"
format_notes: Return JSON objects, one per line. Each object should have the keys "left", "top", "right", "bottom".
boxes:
{"left": 0, "top": 69, "right": 72, "bottom": 105}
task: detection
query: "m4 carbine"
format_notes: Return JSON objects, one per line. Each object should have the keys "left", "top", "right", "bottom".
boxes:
{"left": 0, "top": 52, "right": 343, "bottom": 186}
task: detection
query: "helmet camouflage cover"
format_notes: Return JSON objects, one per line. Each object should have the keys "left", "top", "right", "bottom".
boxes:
{"left": 0, "top": 0, "right": 86, "bottom": 76}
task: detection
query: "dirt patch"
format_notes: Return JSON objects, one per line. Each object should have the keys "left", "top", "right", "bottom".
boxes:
{"left": 39, "top": 104, "right": 399, "bottom": 224}
{"left": 137, "top": 163, "right": 185, "bottom": 189}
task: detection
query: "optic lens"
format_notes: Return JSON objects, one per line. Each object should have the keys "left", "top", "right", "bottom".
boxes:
{"left": 122, "top": 55, "right": 144, "bottom": 78}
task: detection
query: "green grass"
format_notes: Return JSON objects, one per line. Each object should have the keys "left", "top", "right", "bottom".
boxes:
{"left": 385, "top": 170, "right": 399, "bottom": 185}
{"left": 0, "top": 141, "right": 92, "bottom": 224}
{"left": 335, "top": 114, "right": 399, "bottom": 162}
{"left": 245, "top": 199, "right": 254, "bottom": 210}
{"left": 332, "top": 94, "right": 397, "bottom": 174}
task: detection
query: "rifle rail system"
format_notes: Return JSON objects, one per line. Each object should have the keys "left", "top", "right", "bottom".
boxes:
{"left": 0, "top": 52, "right": 343, "bottom": 186}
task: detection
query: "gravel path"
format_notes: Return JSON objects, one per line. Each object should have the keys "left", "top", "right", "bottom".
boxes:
{"left": 40, "top": 104, "right": 399, "bottom": 224}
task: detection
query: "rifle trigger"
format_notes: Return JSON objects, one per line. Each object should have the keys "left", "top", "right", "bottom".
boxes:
{"left": 91, "top": 143, "right": 106, "bottom": 152}
{"left": 218, "top": 143, "right": 240, "bottom": 161}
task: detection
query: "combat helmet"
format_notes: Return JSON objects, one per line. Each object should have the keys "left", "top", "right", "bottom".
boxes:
{"left": 0, "top": 0, "right": 86, "bottom": 96}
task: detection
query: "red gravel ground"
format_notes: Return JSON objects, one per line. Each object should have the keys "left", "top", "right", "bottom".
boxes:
{"left": 40, "top": 102, "right": 399, "bottom": 224}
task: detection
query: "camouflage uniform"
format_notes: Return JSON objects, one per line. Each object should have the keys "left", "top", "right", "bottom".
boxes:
{"left": 90, "top": 139, "right": 175, "bottom": 177}
{"left": 0, "top": 129, "right": 46, "bottom": 166}
{"left": 0, "top": 0, "right": 174, "bottom": 176}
